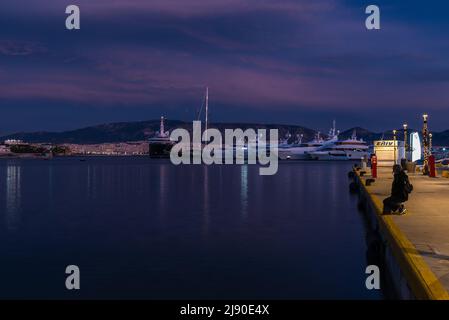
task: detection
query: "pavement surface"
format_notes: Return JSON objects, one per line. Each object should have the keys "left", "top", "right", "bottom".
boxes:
{"left": 366, "top": 166, "right": 449, "bottom": 291}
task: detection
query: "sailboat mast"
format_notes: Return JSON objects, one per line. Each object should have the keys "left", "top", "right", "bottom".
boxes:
{"left": 205, "top": 87, "right": 209, "bottom": 141}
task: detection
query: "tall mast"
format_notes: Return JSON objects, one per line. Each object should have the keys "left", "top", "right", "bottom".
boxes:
{"left": 205, "top": 87, "right": 209, "bottom": 141}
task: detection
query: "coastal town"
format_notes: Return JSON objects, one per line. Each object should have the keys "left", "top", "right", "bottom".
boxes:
{"left": 0, "top": 139, "right": 149, "bottom": 157}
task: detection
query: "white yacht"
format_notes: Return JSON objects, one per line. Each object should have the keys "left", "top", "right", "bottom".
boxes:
{"left": 306, "top": 130, "right": 369, "bottom": 161}
{"left": 278, "top": 122, "right": 339, "bottom": 160}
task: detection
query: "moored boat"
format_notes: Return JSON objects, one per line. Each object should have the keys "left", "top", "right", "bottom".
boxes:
{"left": 307, "top": 130, "right": 369, "bottom": 161}
{"left": 148, "top": 116, "right": 174, "bottom": 158}
{"left": 278, "top": 121, "right": 339, "bottom": 160}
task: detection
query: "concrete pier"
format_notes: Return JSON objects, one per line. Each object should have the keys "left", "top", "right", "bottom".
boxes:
{"left": 354, "top": 166, "right": 449, "bottom": 299}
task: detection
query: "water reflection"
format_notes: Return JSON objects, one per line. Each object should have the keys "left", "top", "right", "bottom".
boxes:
{"left": 159, "top": 164, "right": 168, "bottom": 217}
{"left": 202, "top": 165, "right": 210, "bottom": 236}
{"left": 86, "top": 164, "right": 98, "bottom": 200}
{"left": 240, "top": 165, "right": 248, "bottom": 218}
{"left": 47, "top": 165, "right": 54, "bottom": 215}
{"left": 6, "top": 163, "right": 21, "bottom": 231}
{"left": 0, "top": 159, "right": 382, "bottom": 299}
{"left": 330, "top": 164, "right": 338, "bottom": 219}
{"left": 86, "top": 165, "right": 91, "bottom": 198}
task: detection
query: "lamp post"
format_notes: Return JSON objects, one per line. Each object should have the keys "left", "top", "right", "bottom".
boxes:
{"left": 403, "top": 123, "right": 408, "bottom": 161}
{"left": 422, "top": 114, "right": 429, "bottom": 175}
{"left": 393, "top": 129, "right": 397, "bottom": 165}
{"left": 429, "top": 133, "right": 433, "bottom": 155}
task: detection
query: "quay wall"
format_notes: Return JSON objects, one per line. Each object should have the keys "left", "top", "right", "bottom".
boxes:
{"left": 353, "top": 170, "right": 449, "bottom": 300}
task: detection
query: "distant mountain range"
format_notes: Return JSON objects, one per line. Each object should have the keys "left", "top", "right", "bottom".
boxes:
{"left": 1, "top": 120, "right": 449, "bottom": 146}
{"left": 0, "top": 120, "right": 317, "bottom": 144}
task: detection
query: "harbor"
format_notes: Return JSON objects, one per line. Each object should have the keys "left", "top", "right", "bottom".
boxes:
{"left": 3, "top": 0, "right": 449, "bottom": 308}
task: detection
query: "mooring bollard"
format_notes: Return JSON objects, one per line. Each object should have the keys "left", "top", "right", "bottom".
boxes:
{"left": 361, "top": 156, "right": 368, "bottom": 170}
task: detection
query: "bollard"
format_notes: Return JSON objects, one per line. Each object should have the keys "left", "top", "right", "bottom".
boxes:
{"left": 361, "top": 156, "right": 367, "bottom": 170}
{"left": 371, "top": 154, "right": 378, "bottom": 178}
{"left": 429, "top": 155, "right": 436, "bottom": 178}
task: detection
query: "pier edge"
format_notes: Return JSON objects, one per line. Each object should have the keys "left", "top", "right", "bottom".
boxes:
{"left": 354, "top": 169, "right": 449, "bottom": 300}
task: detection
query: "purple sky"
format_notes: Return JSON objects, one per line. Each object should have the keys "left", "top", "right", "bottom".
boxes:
{"left": 1, "top": 0, "right": 449, "bottom": 134}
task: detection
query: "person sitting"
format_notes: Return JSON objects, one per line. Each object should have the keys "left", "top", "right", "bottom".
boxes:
{"left": 383, "top": 164, "right": 413, "bottom": 215}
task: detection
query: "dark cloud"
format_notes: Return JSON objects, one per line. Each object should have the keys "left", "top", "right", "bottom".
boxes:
{"left": 0, "top": 0, "right": 448, "bottom": 133}
{"left": 0, "top": 41, "right": 46, "bottom": 56}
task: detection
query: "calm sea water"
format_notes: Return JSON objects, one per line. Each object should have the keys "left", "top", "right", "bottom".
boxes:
{"left": 0, "top": 157, "right": 383, "bottom": 299}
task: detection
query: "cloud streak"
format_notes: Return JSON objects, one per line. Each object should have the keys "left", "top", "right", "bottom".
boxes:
{"left": 1, "top": 0, "right": 449, "bottom": 131}
{"left": 3, "top": 45, "right": 449, "bottom": 112}
{"left": 0, "top": 41, "right": 46, "bottom": 56}
{"left": 2, "top": 0, "right": 336, "bottom": 17}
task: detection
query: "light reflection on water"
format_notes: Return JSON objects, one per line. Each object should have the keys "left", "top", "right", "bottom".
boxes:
{"left": 6, "top": 164, "right": 21, "bottom": 231}
{"left": 0, "top": 157, "right": 383, "bottom": 300}
{"left": 240, "top": 165, "right": 248, "bottom": 219}
{"left": 202, "top": 165, "right": 210, "bottom": 237}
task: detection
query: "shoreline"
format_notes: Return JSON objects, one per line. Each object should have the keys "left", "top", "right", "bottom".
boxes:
{"left": 0, "top": 154, "right": 149, "bottom": 159}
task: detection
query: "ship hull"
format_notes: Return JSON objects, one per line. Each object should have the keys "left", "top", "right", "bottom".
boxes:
{"left": 278, "top": 151, "right": 310, "bottom": 160}
{"left": 149, "top": 142, "right": 173, "bottom": 158}
{"left": 308, "top": 151, "right": 368, "bottom": 161}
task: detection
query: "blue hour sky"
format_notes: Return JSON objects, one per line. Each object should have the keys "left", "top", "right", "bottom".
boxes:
{"left": 0, "top": 0, "right": 448, "bottom": 134}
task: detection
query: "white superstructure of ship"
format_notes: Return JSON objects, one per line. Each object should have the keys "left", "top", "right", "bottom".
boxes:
{"left": 278, "top": 121, "right": 339, "bottom": 160}
{"left": 306, "top": 129, "right": 369, "bottom": 161}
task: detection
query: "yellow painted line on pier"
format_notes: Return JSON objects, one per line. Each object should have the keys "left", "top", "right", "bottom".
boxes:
{"left": 356, "top": 171, "right": 449, "bottom": 300}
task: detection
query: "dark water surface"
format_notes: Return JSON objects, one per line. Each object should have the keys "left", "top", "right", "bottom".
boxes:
{"left": 0, "top": 157, "right": 382, "bottom": 299}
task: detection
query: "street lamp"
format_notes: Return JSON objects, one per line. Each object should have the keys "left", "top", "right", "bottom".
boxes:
{"left": 422, "top": 114, "right": 429, "bottom": 175}
{"left": 393, "top": 129, "right": 397, "bottom": 165}
{"left": 403, "top": 123, "right": 408, "bottom": 160}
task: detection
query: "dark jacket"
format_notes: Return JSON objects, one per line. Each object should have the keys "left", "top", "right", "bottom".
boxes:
{"left": 391, "top": 171, "right": 411, "bottom": 202}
